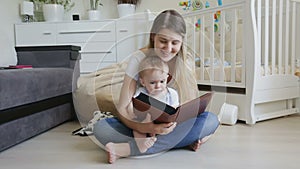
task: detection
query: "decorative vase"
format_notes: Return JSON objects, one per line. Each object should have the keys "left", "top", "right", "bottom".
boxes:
{"left": 88, "top": 10, "right": 102, "bottom": 21}
{"left": 43, "top": 4, "right": 64, "bottom": 22}
{"left": 117, "top": 4, "right": 136, "bottom": 18}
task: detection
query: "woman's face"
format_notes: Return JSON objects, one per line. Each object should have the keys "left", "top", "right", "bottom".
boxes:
{"left": 153, "top": 28, "right": 183, "bottom": 62}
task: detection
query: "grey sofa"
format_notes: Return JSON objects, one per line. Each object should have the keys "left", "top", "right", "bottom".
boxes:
{"left": 0, "top": 45, "right": 81, "bottom": 152}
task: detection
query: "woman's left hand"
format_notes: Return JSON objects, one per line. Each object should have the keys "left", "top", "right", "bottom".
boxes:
{"left": 148, "top": 122, "right": 177, "bottom": 136}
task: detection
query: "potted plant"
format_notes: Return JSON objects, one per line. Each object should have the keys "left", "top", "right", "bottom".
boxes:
{"left": 88, "top": 0, "right": 103, "bottom": 20}
{"left": 117, "top": 0, "right": 141, "bottom": 5}
{"left": 31, "top": 0, "right": 75, "bottom": 22}
{"left": 31, "top": 0, "right": 75, "bottom": 11}
{"left": 116, "top": 0, "right": 141, "bottom": 18}
{"left": 89, "top": 0, "right": 103, "bottom": 10}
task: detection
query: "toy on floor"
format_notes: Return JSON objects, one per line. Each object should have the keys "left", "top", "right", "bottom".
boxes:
{"left": 72, "top": 111, "right": 114, "bottom": 136}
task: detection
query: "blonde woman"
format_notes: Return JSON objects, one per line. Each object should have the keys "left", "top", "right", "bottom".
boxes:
{"left": 93, "top": 9, "right": 219, "bottom": 164}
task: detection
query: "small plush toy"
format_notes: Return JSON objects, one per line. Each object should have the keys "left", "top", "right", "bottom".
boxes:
{"left": 214, "top": 11, "right": 221, "bottom": 22}
{"left": 194, "top": 0, "right": 224, "bottom": 32}
{"left": 195, "top": 19, "right": 201, "bottom": 31}
{"left": 217, "top": 0, "right": 223, "bottom": 6}
{"left": 180, "top": 0, "right": 223, "bottom": 11}
{"left": 179, "top": 0, "right": 191, "bottom": 11}
{"left": 205, "top": 1, "right": 210, "bottom": 8}
{"left": 192, "top": 0, "right": 203, "bottom": 10}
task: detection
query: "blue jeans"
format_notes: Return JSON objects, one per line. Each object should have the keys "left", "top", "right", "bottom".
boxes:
{"left": 93, "top": 111, "right": 219, "bottom": 156}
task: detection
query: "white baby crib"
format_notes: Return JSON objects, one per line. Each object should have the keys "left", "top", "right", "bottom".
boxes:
{"left": 183, "top": 0, "right": 300, "bottom": 124}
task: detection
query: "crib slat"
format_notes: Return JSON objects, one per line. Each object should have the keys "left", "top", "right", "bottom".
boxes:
{"left": 200, "top": 16, "right": 205, "bottom": 81}
{"left": 210, "top": 13, "right": 215, "bottom": 81}
{"left": 192, "top": 16, "right": 196, "bottom": 68}
{"left": 231, "top": 9, "right": 237, "bottom": 83}
{"left": 278, "top": 0, "right": 283, "bottom": 74}
{"left": 291, "top": 1, "right": 296, "bottom": 74}
{"left": 220, "top": 11, "right": 226, "bottom": 82}
{"left": 271, "top": 0, "right": 277, "bottom": 75}
{"left": 264, "top": 0, "right": 269, "bottom": 76}
{"left": 257, "top": 0, "right": 262, "bottom": 75}
{"left": 284, "top": 0, "right": 290, "bottom": 75}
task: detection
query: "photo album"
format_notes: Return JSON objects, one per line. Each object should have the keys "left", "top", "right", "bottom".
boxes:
{"left": 132, "top": 92, "right": 213, "bottom": 123}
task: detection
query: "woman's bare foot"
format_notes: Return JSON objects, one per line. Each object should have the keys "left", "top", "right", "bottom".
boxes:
{"left": 189, "top": 140, "right": 202, "bottom": 151}
{"left": 188, "top": 135, "right": 212, "bottom": 151}
{"left": 135, "top": 136, "right": 157, "bottom": 153}
{"left": 105, "top": 142, "right": 130, "bottom": 164}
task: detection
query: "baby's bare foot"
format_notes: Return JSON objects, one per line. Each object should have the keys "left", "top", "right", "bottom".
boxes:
{"left": 135, "top": 137, "right": 157, "bottom": 153}
{"left": 105, "top": 142, "right": 119, "bottom": 164}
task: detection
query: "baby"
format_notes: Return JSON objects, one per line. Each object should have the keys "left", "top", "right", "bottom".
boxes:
{"left": 106, "top": 54, "right": 179, "bottom": 163}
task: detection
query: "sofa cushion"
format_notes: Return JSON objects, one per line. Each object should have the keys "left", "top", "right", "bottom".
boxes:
{"left": 0, "top": 68, "right": 74, "bottom": 110}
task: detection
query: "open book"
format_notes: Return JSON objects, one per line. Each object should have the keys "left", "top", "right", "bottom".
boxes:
{"left": 132, "top": 92, "right": 213, "bottom": 123}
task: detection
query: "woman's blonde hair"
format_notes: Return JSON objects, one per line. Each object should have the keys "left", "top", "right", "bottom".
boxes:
{"left": 147, "top": 9, "right": 198, "bottom": 103}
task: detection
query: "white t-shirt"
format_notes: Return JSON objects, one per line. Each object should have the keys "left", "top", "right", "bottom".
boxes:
{"left": 134, "top": 87, "right": 180, "bottom": 108}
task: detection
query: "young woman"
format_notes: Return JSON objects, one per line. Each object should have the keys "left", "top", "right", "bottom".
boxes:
{"left": 93, "top": 9, "right": 220, "bottom": 164}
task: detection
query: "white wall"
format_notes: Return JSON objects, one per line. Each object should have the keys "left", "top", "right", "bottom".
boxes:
{"left": 0, "top": 0, "right": 185, "bottom": 66}
{"left": 0, "top": 0, "right": 23, "bottom": 66}
{"left": 1, "top": 0, "right": 298, "bottom": 66}
{"left": 69, "top": 0, "right": 204, "bottom": 20}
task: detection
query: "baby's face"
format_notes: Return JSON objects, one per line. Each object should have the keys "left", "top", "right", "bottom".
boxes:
{"left": 140, "top": 70, "right": 168, "bottom": 96}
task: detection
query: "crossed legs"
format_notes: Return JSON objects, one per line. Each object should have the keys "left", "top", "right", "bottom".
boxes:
{"left": 94, "top": 112, "right": 220, "bottom": 164}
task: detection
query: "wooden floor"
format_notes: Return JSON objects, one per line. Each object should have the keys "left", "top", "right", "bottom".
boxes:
{"left": 1, "top": 114, "right": 300, "bottom": 169}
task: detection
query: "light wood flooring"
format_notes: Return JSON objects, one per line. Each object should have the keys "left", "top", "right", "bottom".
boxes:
{"left": 1, "top": 113, "right": 300, "bottom": 169}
